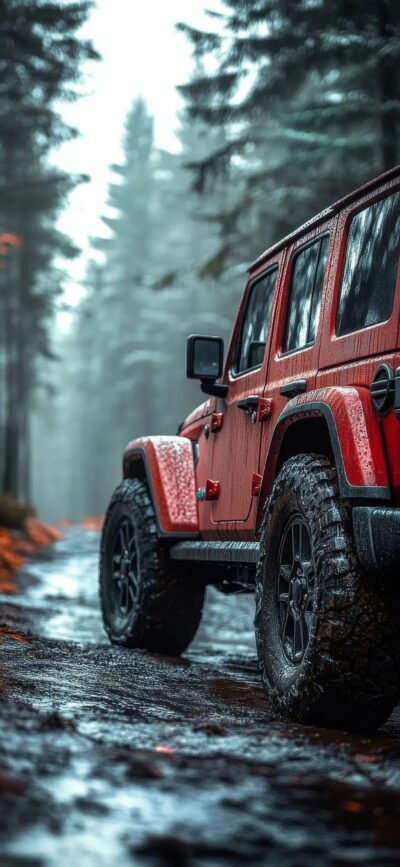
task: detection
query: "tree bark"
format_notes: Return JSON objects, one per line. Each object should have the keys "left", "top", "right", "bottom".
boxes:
{"left": 2, "top": 248, "right": 20, "bottom": 498}
{"left": 377, "top": 1, "right": 399, "bottom": 171}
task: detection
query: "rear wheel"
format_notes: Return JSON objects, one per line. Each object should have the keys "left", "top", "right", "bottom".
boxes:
{"left": 255, "top": 453, "right": 400, "bottom": 731}
{"left": 100, "top": 479, "right": 205, "bottom": 655}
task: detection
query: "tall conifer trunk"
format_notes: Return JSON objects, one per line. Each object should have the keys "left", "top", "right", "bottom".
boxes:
{"left": 377, "top": 0, "right": 399, "bottom": 170}
{"left": 2, "top": 230, "right": 20, "bottom": 498}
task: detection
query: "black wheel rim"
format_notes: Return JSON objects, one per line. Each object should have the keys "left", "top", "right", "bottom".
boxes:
{"left": 277, "top": 515, "right": 315, "bottom": 665}
{"left": 111, "top": 518, "right": 139, "bottom": 617}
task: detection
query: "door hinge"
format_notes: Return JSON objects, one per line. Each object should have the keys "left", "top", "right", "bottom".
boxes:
{"left": 258, "top": 398, "right": 273, "bottom": 421}
{"left": 205, "top": 478, "right": 221, "bottom": 500}
{"left": 211, "top": 412, "right": 224, "bottom": 432}
{"left": 251, "top": 472, "right": 262, "bottom": 497}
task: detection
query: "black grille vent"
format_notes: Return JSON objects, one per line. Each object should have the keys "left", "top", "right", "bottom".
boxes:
{"left": 394, "top": 368, "right": 400, "bottom": 419}
{"left": 371, "top": 364, "right": 395, "bottom": 416}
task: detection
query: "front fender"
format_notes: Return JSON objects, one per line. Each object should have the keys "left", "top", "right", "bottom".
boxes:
{"left": 258, "top": 387, "right": 390, "bottom": 525}
{"left": 122, "top": 436, "right": 199, "bottom": 537}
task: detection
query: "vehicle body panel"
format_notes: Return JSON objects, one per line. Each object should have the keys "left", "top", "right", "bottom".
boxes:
{"left": 122, "top": 166, "right": 400, "bottom": 545}
{"left": 208, "top": 250, "right": 286, "bottom": 525}
{"left": 255, "top": 217, "right": 337, "bottom": 516}
{"left": 316, "top": 173, "right": 400, "bottom": 502}
{"left": 255, "top": 385, "right": 390, "bottom": 532}
{"left": 122, "top": 436, "right": 199, "bottom": 536}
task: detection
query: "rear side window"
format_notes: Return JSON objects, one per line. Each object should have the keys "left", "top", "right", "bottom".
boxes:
{"left": 336, "top": 190, "right": 400, "bottom": 336}
{"left": 283, "top": 235, "right": 329, "bottom": 353}
{"left": 234, "top": 266, "right": 278, "bottom": 373}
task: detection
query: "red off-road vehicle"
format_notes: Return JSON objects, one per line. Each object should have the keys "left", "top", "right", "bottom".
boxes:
{"left": 100, "top": 166, "right": 400, "bottom": 731}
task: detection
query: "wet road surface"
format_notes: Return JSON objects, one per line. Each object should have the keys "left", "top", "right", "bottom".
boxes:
{"left": 1, "top": 529, "right": 400, "bottom": 865}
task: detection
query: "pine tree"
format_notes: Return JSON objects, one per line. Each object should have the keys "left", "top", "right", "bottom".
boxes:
{"left": 33, "top": 86, "right": 252, "bottom": 520}
{"left": 0, "top": 0, "right": 98, "bottom": 500}
{"left": 178, "top": 1, "right": 400, "bottom": 265}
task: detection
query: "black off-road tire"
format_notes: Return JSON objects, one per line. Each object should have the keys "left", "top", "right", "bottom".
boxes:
{"left": 255, "top": 453, "right": 400, "bottom": 731}
{"left": 100, "top": 479, "right": 205, "bottom": 655}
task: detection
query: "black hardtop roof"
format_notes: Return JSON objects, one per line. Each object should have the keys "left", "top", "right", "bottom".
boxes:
{"left": 249, "top": 164, "right": 400, "bottom": 274}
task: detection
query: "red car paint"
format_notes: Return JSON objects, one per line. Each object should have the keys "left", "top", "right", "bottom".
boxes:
{"left": 123, "top": 166, "right": 400, "bottom": 541}
{"left": 123, "top": 436, "right": 198, "bottom": 535}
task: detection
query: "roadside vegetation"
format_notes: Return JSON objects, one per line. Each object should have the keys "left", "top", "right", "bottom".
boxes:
{"left": 0, "top": 491, "right": 60, "bottom": 593}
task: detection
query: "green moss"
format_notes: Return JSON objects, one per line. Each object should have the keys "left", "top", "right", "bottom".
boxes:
{"left": 0, "top": 492, "right": 35, "bottom": 530}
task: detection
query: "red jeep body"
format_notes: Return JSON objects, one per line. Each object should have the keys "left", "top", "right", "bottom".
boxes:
{"left": 101, "top": 165, "right": 400, "bottom": 730}
{"left": 122, "top": 165, "right": 400, "bottom": 577}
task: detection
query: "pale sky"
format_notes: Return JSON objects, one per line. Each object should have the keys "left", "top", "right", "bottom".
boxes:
{"left": 55, "top": 0, "right": 220, "bottom": 314}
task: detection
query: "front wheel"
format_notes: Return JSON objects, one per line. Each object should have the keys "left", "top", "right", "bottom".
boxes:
{"left": 100, "top": 479, "right": 205, "bottom": 655}
{"left": 255, "top": 453, "right": 400, "bottom": 731}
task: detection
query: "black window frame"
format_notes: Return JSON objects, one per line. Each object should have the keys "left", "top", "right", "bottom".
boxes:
{"left": 231, "top": 264, "right": 279, "bottom": 377}
{"left": 280, "top": 232, "right": 330, "bottom": 357}
{"left": 335, "top": 189, "right": 400, "bottom": 339}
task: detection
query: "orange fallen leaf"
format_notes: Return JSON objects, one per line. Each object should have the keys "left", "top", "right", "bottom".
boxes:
{"left": 0, "top": 515, "right": 61, "bottom": 593}
{"left": 342, "top": 801, "right": 363, "bottom": 813}
{"left": 0, "top": 529, "right": 12, "bottom": 547}
{"left": 0, "top": 579, "right": 18, "bottom": 594}
{"left": 0, "top": 628, "right": 29, "bottom": 643}
{"left": 0, "top": 548, "right": 24, "bottom": 570}
{"left": 0, "top": 770, "right": 26, "bottom": 796}
{"left": 81, "top": 516, "right": 103, "bottom": 531}
{"left": 354, "top": 754, "right": 378, "bottom": 764}
{"left": 45, "top": 525, "right": 62, "bottom": 542}
{"left": 25, "top": 517, "right": 61, "bottom": 546}
{"left": 155, "top": 745, "right": 176, "bottom": 754}
{"left": 13, "top": 539, "right": 35, "bottom": 556}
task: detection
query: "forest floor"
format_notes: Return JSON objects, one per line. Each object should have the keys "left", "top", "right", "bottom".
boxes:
{"left": 1, "top": 529, "right": 400, "bottom": 866}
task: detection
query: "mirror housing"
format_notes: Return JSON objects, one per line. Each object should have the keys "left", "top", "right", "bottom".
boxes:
{"left": 186, "top": 335, "right": 228, "bottom": 398}
{"left": 186, "top": 334, "right": 224, "bottom": 381}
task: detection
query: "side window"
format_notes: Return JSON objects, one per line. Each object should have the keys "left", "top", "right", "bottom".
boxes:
{"left": 337, "top": 190, "right": 400, "bottom": 336}
{"left": 234, "top": 266, "right": 278, "bottom": 373}
{"left": 283, "top": 235, "right": 329, "bottom": 353}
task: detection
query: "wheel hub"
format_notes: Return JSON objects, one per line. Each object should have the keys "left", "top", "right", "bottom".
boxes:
{"left": 291, "top": 573, "right": 307, "bottom": 612}
{"left": 277, "top": 517, "right": 315, "bottom": 664}
{"left": 120, "top": 552, "right": 129, "bottom": 577}
{"left": 111, "top": 520, "right": 139, "bottom": 617}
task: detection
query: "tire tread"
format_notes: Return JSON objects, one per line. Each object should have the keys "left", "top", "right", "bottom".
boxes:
{"left": 100, "top": 479, "right": 205, "bottom": 655}
{"left": 255, "top": 453, "right": 400, "bottom": 730}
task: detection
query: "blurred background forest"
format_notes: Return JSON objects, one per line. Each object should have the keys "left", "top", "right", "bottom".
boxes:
{"left": 1, "top": 0, "right": 400, "bottom": 522}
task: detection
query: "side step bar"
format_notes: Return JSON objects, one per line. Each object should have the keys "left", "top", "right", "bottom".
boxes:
{"left": 169, "top": 540, "right": 260, "bottom": 565}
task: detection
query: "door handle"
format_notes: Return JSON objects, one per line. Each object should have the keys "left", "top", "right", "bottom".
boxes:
{"left": 280, "top": 379, "right": 307, "bottom": 399}
{"left": 237, "top": 395, "right": 260, "bottom": 412}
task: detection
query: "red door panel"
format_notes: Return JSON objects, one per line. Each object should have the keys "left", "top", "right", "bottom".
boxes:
{"left": 316, "top": 179, "right": 400, "bottom": 503}
{"left": 319, "top": 177, "right": 400, "bottom": 370}
{"left": 260, "top": 219, "right": 337, "bottom": 487}
{"left": 209, "top": 254, "right": 285, "bottom": 523}
{"left": 210, "top": 366, "right": 266, "bottom": 521}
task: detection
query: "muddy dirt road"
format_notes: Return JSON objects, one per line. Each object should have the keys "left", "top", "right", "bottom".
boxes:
{"left": 1, "top": 529, "right": 400, "bottom": 866}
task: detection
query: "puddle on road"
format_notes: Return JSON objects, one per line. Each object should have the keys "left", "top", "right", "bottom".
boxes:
{"left": 1, "top": 528, "right": 400, "bottom": 866}
{"left": 7, "top": 528, "right": 105, "bottom": 645}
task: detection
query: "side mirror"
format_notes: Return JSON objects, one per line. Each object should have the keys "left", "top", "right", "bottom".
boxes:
{"left": 186, "top": 335, "right": 228, "bottom": 398}
{"left": 187, "top": 334, "right": 223, "bottom": 381}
